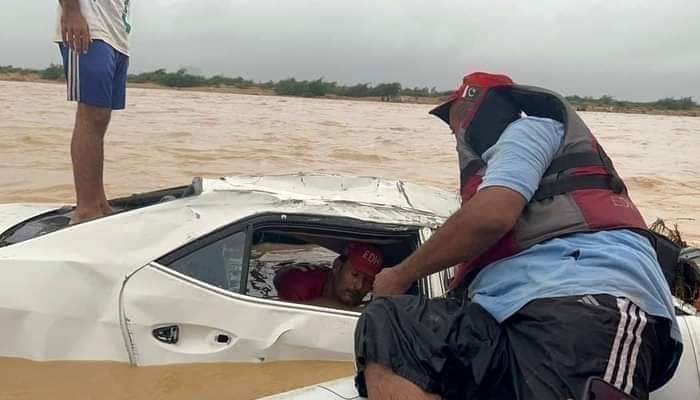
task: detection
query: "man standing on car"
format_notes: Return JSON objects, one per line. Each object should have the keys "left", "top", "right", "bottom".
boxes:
{"left": 56, "top": 0, "right": 132, "bottom": 223}
{"left": 354, "top": 72, "right": 682, "bottom": 400}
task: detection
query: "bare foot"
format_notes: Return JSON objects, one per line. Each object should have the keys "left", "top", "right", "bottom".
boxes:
{"left": 100, "top": 203, "right": 114, "bottom": 216}
{"left": 70, "top": 207, "right": 107, "bottom": 225}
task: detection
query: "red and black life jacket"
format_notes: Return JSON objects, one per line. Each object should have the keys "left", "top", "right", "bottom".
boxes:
{"left": 430, "top": 72, "right": 649, "bottom": 290}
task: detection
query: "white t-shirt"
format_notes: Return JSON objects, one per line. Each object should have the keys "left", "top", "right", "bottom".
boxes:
{"left": 55, "top": 0, "right": 132, "bottom": 56}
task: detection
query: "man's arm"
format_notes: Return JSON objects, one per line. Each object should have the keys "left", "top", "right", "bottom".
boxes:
{"left": 373, "top": 186, "right": 525, "bottom": 295}
{"left": 59, "top": 0, "right": 91, "bottom": 54}
{"left": 373, "top": 118, "right": 564, "bottom": 296}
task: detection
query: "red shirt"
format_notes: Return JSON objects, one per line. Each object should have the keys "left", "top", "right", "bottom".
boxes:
{"left": 275, "top": 268, "right": 330, "bottom": 302}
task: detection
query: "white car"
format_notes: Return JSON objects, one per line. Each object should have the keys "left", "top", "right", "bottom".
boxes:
{"left": 0, "top": 174, "right": 697, "bottom": 399}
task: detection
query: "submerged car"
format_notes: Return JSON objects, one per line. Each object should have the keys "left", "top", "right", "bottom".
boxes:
{"left": 0, "top": 174, "right": 459, "bottom": 395}
{"left": 0, "top": 174, "right": 698, "bottom": 399}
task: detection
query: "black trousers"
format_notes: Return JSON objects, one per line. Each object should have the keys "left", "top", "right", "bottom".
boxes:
{"left": 354, "top": 294, "right": 680, "bottom": 400}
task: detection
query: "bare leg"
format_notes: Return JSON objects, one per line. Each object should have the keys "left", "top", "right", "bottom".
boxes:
{"left": 70, "top": 103, "right": 113, "bottom": 224}
{"left": 365, "top": 363, "right": 441, "bottom": 400}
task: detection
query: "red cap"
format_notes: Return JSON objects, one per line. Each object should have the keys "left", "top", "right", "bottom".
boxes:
{"left": 430, "top": 72, "right": 514, "bottom": 126}
{"left": 344, "top": 242, "right": 383, "bottom": 277}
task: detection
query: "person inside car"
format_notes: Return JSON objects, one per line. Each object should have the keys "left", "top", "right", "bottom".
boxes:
{"left": 274, "top": 242, "right": 384, "bottom": 309}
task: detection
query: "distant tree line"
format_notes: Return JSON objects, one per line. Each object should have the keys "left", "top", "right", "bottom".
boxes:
{"left": 273, "top": 78, "right": 415, "bottom": 100}
{"left": 0, "top": 64, "right": 447, "bottom": 101}
{"left": 566, "top": 94, "right": 697, "bottom": 111}
{"left": 128, "top": 69, "right": 444, "bottom": 100}
{"left": 128, "top": 68, "right": 257, "bottom": 89}
{"left": 1, "top": 64, "right": 697, "bottom": 109}
{"left": 1, "top": 64, "right": 63, "bottom": 80}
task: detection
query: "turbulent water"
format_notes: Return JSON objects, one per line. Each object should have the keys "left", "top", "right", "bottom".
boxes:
{"left": 1, "top": 80, "right": 698, "bottom": 242}
{"left": 0, "top": 80, "right": 699, "bottom": 398}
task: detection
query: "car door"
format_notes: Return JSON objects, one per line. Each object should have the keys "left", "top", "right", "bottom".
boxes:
{"left": 119, "top": 222, "right": 360, "bottom": 366}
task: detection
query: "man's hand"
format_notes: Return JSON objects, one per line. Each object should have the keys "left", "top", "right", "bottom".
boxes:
{"left": 372, "top": 266, "right": 413, "bottom": 297}
{"left": 372, "top": 187, "right": 526, "bottom": 297}
{"left": 60, "top": 2, "right": 91, "bottom": 54}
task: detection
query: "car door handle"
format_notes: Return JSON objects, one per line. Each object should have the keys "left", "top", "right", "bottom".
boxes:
{"left": 153, "top": 325, "right": 179, "bottom": 344}
{"left": 215, "top": 333, "right": 232, "bottom": 344}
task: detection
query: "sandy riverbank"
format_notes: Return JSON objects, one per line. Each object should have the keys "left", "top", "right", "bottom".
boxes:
{"left": 2, "top": 72, "right": 698, "bottom": 114}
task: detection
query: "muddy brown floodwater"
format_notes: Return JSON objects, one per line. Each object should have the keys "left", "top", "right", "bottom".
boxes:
{"left": 0, "top": 80, "right": 698, "bottom": 399}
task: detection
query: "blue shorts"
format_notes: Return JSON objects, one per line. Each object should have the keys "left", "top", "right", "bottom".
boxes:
{"left": 59, "top": 40, "right": 129, "bottom": 110}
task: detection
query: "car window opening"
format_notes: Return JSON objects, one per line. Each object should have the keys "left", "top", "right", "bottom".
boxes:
{"left": 157, "top": 216, "right": 422, "bottom": 311}
{"left": 246, "top": 227, "right": 420, "bottom": 309}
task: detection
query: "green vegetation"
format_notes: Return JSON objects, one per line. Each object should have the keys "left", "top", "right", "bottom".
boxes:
{"left": 0, "top": 64, "right": 64, "bottom": 80}
{"left": 271, "top": 78, "right": 412, "bottom": 99}
{"left": 124, "top": 68, "right": 448, "bottom": 100}
{"left": 39, "top": 63, "right": 64, "bottom": 80}
{"left": 0, "top": 65, "right": 29, "bottom": 74}
{"left": 1, "top": 64, "right": 697, "bottom": 111}
{"left": 652, "top": 97, "right": 697, "bottom": 110}
{"left": 128, "top": 68, "right": 256, "bottom": 89}
{"left": 129, "top": 68, "right": 206, "bottom": 87}
{"left": 566, "top": 94, "right": 698, "bottom": 111}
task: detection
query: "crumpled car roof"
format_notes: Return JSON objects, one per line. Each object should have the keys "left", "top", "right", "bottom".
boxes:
{"left": 0, "top": 174, "right": 459, "bottom": 279}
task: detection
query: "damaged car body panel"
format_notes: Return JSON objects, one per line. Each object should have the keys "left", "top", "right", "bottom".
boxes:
{"left": 4, "top": 174, "right": 696, "bottom": 400}
{"left": 121, "top": 264, "right": 361, "bottom": 366}
{"left": 0, "top": 174, "right": 458, "bottom": 365}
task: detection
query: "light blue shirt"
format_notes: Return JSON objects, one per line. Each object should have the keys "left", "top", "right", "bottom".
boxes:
{"left": 469, "top": 116, "right": 681, "bottom": 342}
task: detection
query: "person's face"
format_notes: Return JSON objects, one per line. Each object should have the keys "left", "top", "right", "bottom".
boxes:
{"left": 332, "top": 260, "right": 374, "bottom": 307}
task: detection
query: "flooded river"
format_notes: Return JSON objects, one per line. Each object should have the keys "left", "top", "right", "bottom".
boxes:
{"left": 0, "top": 80, "right": 698, "bottom": 399}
